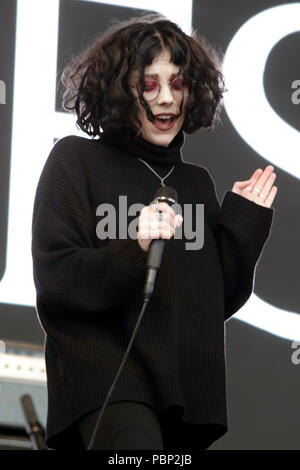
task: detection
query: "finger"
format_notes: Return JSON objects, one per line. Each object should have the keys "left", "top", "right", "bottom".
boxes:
{"left": 251, "top": 168, "right": 263, "bottom": 180}
{"left": 264, "top": 185, "right": 278, "bottom": 208}
{"left": 175, "top": 214, "right": 183, "bottom": 227}
{"left": 161, "top": 228, "right": 175, "bottom": 239}
{"left": 150, "top": 227, "right": 175, "bottom": 240}
{"left": 246, "top": 169, "right": 263, "bottom": 192}
{"left": 154, "top": 220, "right": 174, "bottom": 232}
{"left": 149, "top": 206, "right": 174, "bottom": 231}
{"left": 252, "top": 165, "right": 274, "bottom": 193}
{"left": 157, "top": 202, "right": 176, "bottom": 221}
{"left": 149, "top": 210, "right": 176, "bottom": 230}
{"left": 259, "top": 172, "right": 276, "bottom": 202}
{"left": 141, "top": 217, "right": 175, "bottom": 235}
{"left": 138, "top": 227, "right": 149, "bottom": 240}
{"left": 140, "top": 206, "right": 161, "bottom": 225}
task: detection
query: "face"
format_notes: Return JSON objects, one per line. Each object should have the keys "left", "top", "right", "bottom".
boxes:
{"left": 128, "top": 49, "right": 189, "bottom": 147}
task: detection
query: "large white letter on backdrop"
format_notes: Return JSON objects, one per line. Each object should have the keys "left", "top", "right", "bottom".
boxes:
{"left": 0, "top": 0, "right": 299, "bottom": 341}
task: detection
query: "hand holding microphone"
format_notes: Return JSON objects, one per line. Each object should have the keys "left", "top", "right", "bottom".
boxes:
{"left": 137, "top": 201, "right": 183, "bottom": 253}
{"left": 137, "top": 187, "right": 183, "bottom": 301}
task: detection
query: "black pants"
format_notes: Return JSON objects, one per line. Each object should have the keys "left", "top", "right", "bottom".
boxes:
{"left": 77, "top": 401, "right": 165, "bottom": 450}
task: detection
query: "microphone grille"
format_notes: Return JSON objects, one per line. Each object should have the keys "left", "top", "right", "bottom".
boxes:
{"left": 154, "top": 186, "right": 178, "bottom": 204}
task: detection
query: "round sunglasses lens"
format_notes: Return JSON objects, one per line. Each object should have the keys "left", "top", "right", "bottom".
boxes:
{"left": 140, "top": 79, "right": 160, "bottom": 101}
{"left": 171, "top": 78, "right": 185, "bottom": 97}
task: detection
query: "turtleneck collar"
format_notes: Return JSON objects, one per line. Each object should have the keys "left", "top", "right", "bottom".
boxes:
{"left": 115, "top": 129, "right": 185, "bottom": 167}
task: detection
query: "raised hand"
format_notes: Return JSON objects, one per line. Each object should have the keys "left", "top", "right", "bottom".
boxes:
{"left": 231, "top": 165, "right": 278, "bottom": 208}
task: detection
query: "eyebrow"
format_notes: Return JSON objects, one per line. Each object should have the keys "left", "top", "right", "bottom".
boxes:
{"left": 144, "top": 73, "right": 179, "bottom": 78}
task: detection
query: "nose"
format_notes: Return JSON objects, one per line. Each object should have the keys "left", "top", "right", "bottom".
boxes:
{"left": 156, "top": 83, "right": 175, "bottom": 104}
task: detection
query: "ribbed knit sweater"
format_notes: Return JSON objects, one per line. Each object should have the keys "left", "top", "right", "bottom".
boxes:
{"left": 31, "top": 129, "right": 274, "bottom": 450}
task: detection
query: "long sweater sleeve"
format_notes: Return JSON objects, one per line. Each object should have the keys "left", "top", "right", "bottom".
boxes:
{"left": 31, "top": 137, "right": 148, "bottom": 314}
{"left": 206, "top": 170, "right": 274, "bottom": 321}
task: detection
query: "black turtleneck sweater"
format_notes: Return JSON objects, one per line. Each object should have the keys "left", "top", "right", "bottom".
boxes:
{"left": 31, "top": 129, "right": 274, "bottom": 450}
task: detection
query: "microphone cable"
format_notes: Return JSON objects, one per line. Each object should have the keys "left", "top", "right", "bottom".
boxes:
{"left": 87, "top": 297, "right": 150, "bottom": 450}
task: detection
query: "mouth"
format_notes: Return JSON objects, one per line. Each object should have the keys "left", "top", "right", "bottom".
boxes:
{"left": 152, "top": 115, "right": 179, "bottom": 131}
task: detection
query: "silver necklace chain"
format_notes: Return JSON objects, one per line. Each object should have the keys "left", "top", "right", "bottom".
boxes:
{"left": 137, "top": 157, "right": 175, "bottom": 187}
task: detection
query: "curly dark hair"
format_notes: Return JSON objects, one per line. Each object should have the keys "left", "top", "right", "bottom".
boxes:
{"left": 61, "top": 12, "right": 227, "bottom": 144}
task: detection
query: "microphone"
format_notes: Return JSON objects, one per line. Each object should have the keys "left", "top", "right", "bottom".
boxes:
{"left": 143, "top": 186, "right": 178, "bottom": 301}
{"left": 20, "top": 394, "right": 47, "bottom": 450}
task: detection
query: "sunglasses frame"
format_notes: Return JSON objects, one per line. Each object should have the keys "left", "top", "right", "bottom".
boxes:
{"left": 128, "top": 76, "right": 196, "bottom": 102}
